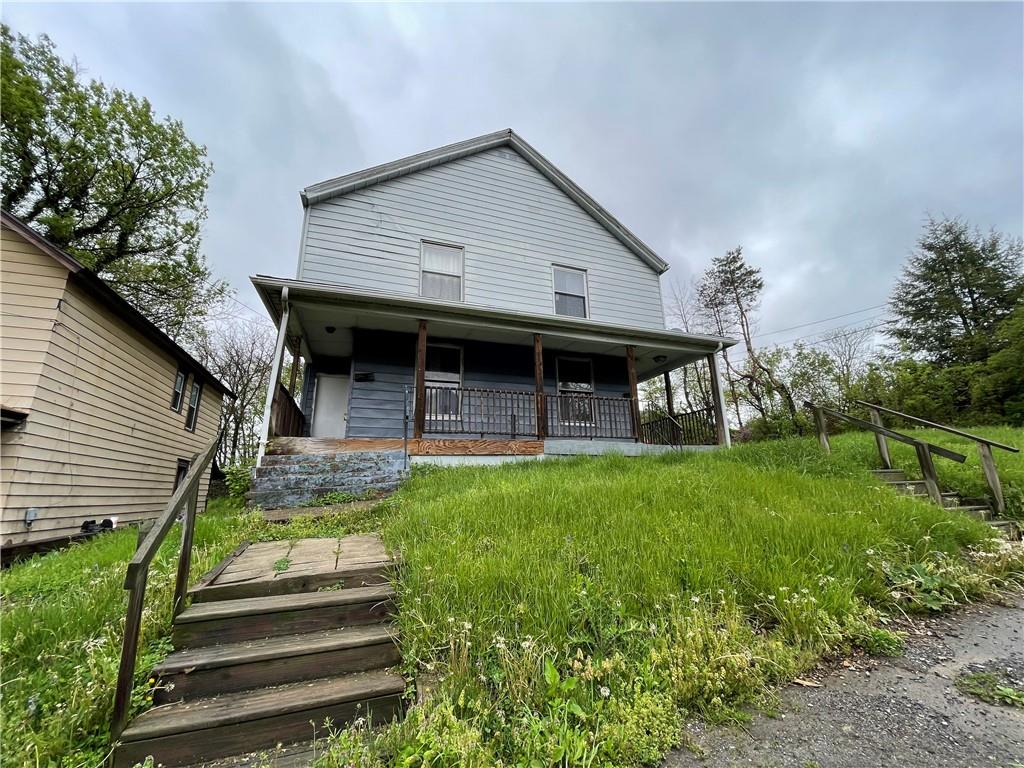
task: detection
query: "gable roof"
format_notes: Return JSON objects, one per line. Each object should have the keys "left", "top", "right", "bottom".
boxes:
{"left": 1, "top": 210, "right": 234, "bottom": 398}
{"left": 301, "top": 129, "right": 671, "bottom": 275}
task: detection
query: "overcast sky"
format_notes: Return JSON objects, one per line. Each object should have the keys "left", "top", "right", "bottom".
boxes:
{"left": 4, "top": 1, "right": 1022, "bottom": 344}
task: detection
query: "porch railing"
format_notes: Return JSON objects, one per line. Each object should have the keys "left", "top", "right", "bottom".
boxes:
{"left": 640, "top": 407, "right": 717, "bottom": 446}
{"left": 271, "top": 382, "right": 304, "bottom": 438}
{"left": 545, "top": 393, "right": 635, "bottom": 440}
{"left": 422, "top": 385, "right": 536, "bottom": 438}
{"left": 111, "top": 432, "right": 220, "bottom": 741}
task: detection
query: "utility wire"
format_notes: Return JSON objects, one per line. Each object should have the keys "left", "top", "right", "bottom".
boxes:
{"left": 752, "top": 303, "right": 887, "bottom": 339}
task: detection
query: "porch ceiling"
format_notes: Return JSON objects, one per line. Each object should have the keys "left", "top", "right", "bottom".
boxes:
{"left": 253, "top": 276, "right": 737, "bottom": 381}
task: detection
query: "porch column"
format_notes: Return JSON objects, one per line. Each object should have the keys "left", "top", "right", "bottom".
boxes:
{"left": 707, "top": 350, "right": 731, "bottom": 448}
{"left": 287, "top": 345, "right": 299, "bottom": 396}
{"left": 534, "top": 334, "right": 546, "bottom": 439}
{"left": 256, "top": 287, "right": 290, "bottom": 466}
{"left": 413, "top": 319, "right": 427, "bottom": 439}
{"left": 662, "top": 371, "right": 676, "bottom": 418}
{"left": 626, "top": 345, "right": 640, "bottom": 441}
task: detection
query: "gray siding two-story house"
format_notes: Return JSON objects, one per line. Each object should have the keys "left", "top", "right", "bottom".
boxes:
{"left": 251, "top": 129, "right": 734, "bottom": 479}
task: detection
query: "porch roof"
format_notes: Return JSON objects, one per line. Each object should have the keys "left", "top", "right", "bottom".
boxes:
{"left": 251, "top": 275, "right": 737, "bottom": 381}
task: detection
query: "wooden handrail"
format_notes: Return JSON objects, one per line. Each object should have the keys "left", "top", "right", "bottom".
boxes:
{"left": 805, "top": 402, "right": 963, "bottom": 506}
{"left": 111, "top": 432, "right": 221, "bottom": 742}
{"left": 855, "top": 400, "right": 1016, "bottom": 515}
{"left": 806, "top": 403, "right": 966, "bottom": 462}
{"left": 854, "top": 401, "right": 1019, "bottom": 453}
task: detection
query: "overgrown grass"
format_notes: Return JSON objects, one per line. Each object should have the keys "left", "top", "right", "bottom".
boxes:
{"left": 3, "top": 431, "right": 1022, "bottom": 768}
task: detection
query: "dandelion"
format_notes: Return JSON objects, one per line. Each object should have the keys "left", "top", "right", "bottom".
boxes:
{"left": 462, "top": 621, "right": 472, "bottom": 631}
{"left": 599, "top": 686, "right": 611, "bottom": 699}
{"left": 690, "top": 595, "right": 701, "bottom": 604}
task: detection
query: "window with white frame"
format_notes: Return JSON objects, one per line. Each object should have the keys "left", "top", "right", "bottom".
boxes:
{"left": 185, "top": 381, "right": 202, "bottom": 432}
{"left": 420, "top": 242, "right": 464, "bottom": 301}
{"left": 553, "top": 266, "right": 588, "bottom": 318}
{"left": 170, "top": 369, "right": 187, "bottom": 412}
{"left": 556, "top": 357, "right": 594, "bottom": 424}
{"left": 424, "top": 344, "right": 462, "bottom": 419}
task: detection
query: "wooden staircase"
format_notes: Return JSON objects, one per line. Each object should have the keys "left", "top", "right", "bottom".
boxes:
{"left": 872, "top": 468, "right": 1021, "bottom": 540}
{"left": 113, "top": 536, "right": 404, "bottom": 767}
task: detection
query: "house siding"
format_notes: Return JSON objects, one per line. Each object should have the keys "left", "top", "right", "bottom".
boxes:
{"left": 0, "top": 228, "right": 223, "bottom": 548}
{"left": 300, "top": 147, "right": 666, "bottom": 329}
{"left": 343, "top": 329, "right": 631, "bottom": 439}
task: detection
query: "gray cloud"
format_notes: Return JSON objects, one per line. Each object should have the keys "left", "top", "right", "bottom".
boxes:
{"left": 3, "top": 1, "right": 1021, "bottom": 340}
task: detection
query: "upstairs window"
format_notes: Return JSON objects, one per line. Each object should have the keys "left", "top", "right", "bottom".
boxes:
{"left": 170, "top": 370, "right": 187, "bottom": 412}
{"left": 424, "top": 344, "right": 462, "bottom": 419}
{"left": 185, "top": 381, "right": 202, "bottom": 432}
{"left": 553, "top": 266, "right": 588, "bottom": 318}
{"left": 556, "top": 357, "right": 595, "bottom": 424}
{"left": 420, "top": 242, "right": 464, "bottom": 301}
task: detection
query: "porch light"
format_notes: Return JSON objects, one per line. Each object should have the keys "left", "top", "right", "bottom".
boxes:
{"left": 325, "top": 326, "right": 336, "bottom": 334}
{"left": 653, "top": 355, "right": 667, "bottom": 363}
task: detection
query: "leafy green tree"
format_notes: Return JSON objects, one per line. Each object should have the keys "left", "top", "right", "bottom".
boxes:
{"left": 888, "top": 216, "right": 1023, "bottom": 366}
{"left": 0, "top": 26, "right": 226, "bottom": 345}
{"left": 970, "top": 305, "right": 1024, "bottom": 425}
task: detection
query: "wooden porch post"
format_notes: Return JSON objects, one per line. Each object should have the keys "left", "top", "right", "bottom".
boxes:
{"left": 707, "top": 351, "right": 731, "bottom": 448}
{"left": 662, "top": 371, "right": 676, "bottom": 418}
{"left": 413, "top": 319, "right": 427, "bottom": 439}
{"left": 256, "top": 287, "right": 290, "bottom": 466}
{"left": 534, "top": 334, "right": 546, "bottom": 439}
{"left": 626, "top": 345, "right": 640, "bottom": 441}
{"left": 287, "top": 346, "right": 299, "bottom": 396}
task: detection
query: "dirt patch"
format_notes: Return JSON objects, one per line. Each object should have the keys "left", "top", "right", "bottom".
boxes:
{"left": 665, "top": 594, "right": 1024, "bottom": 768}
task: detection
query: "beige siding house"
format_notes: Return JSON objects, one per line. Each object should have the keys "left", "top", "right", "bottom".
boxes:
{"left": 0, "top": 212, "right": 232, "bottom": 551}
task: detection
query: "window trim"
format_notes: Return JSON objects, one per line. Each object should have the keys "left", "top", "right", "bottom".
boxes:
{"left": 419, "top": 240, "right": 465, "bottom": 302}
{"left": 423, "top": 342, "right": 463, "bottom": 421}
{"left": 184, "top": 381, "right": 202, "bottom": 432}
{"left": 555, "top": 356, "right": 596, "bottom": 426}
{"left": 551, "top": 264, "right": 589, "bottom": 319}
{"left": 170, "top": 369, "right": 187, "bottom": 412}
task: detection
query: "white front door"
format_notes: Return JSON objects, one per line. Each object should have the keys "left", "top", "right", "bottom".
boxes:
{"left": 311, "top": 374, "right": 350, "bottom": 438}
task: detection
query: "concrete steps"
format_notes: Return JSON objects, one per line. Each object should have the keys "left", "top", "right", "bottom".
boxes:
{"left": 248, "top": 450, "right": 407, "bottom": 508}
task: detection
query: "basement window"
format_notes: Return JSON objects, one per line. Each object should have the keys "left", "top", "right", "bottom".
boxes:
{"left": 185, "top": 381, "right": 202, "bottom": 432}
{"left": 553, "top": 266, "right": 588, "bottom": 318}
{"left": 420, "top": 242, "right": 464, "bottom": 301}
{"left": 170, "top": 370, "right": 187, "bottom": 412}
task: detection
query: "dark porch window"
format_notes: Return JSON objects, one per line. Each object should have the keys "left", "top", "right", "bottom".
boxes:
{"left": 556, "top": 357, "right": 595, "bottom": 424}
{"left": 425, "top": 344, "right": 462, "bottom": 419}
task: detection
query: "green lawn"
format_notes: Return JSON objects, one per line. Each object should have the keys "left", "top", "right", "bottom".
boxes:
{"left": 2, "top": 430, "right": 1022, "bottom": 768}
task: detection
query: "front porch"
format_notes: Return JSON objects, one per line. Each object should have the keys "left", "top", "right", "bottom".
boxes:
{"left": 254, "top": 276, "right": 734, "bottom": 466}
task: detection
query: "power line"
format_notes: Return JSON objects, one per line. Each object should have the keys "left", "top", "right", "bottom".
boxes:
{"left": 728, "top": 321, "right": 888, "bottom": 368}
{"left": 752, "top": 303, "right": 887, "bottom": 339}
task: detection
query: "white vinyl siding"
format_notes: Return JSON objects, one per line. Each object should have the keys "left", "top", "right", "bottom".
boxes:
{"left": 300, "top": 147, "right": 665, "bottom": 329}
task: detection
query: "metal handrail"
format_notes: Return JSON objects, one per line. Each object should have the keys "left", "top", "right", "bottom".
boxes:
{"left": 111, "top": 432, "right": 221, "bottom": 741}
{"left": 854, "top": 401, "right": 1019, "bottom": 453}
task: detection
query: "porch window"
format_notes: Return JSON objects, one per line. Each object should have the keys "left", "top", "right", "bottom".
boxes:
{"left": 185, "top": 381, "right": 202, "bottom": 432}
{"left": 556, "top": 357, "right": 594, "bottom": 424}
{"left": 420, "top": 242, "right": 464, "bottom": 301}
{"left": 553, "top": 266, "right": 588, "bottom": 318}
{"left": 170, "top": 369, "right": 187, "bottom": 412}
{"left": 424, "top": 344, "right": 462, "bottom": 419}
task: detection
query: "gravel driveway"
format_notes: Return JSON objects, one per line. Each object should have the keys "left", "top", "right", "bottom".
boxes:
{"left": 665, "top": 593, "right": 1024, "bottom": 768}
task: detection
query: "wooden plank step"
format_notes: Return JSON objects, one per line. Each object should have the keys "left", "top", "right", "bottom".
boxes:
{"left": 872, "top": 469, "right": 907, "bottom": 480}
{"left": 172, "top": 585, "right": 395, "bottom": 648}
{"left": 987, "top": 520, "right": 1021, "bottom": 540}
{"left": 957, "top": 505, "right": 992, "bottom": 520}
{"left": 154, "top": 625, "right": 400, "bottom": 702}
{"left": 114, "top": 671, "right": 405, "bottom": 768}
